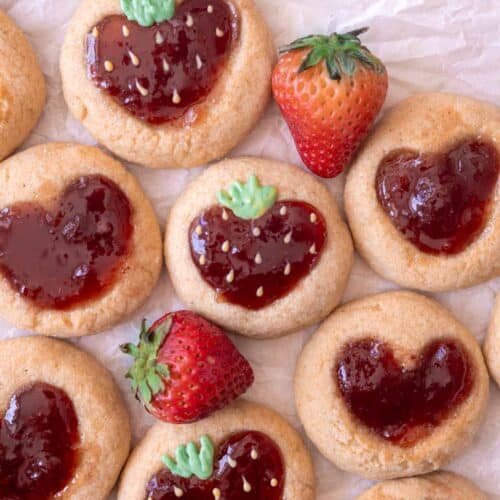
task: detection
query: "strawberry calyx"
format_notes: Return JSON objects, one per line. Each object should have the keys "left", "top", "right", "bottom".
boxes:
{"left": 120, "top": 317, "right": 172, "bottom": 407}
{"left": 279, "top": 27, "right": 385, "bottom": 80}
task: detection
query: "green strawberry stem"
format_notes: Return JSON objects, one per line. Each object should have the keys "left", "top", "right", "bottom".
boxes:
{"left": 120, "top": 0, "right": 176, "bottom": 27}
{"left": 279, "top": 27, "right": 385, "bottom": 80}
{"left": 120, "top": 317, "right": 172, "bottom": 407}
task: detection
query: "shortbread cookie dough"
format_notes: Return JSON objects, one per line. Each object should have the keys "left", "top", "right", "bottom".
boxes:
{"left": 0, "top": 10, "right": 46, "bottom": 161}
{"left": 118, "top": 400, "right": 315, "bottom": 500}
{"left": 60, "top": 0, "right": 274, "bottom": 169}
{"left": 165, "top": 157, "right": 354, "bottom": 338}
{"left": 0, "top": 143, "right": 162, "bottom": 336}
{"left": 484, "top": 294, "right": 500, "bottom": 386}
{"left": 345, "top": 93, "right": 500, "bottom": 292}
{"left": 357, "top": 471, "right": 487, "bottom": 500}
{"left": 0, "top": 336, "right": 131, "bottom": 500}
{"left": 295, "top": 291, "right": 489, "bottom": 480}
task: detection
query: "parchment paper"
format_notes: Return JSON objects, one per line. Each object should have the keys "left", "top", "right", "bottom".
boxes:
{"left": 0, "top": 0, "right": 499, "bottom": 497}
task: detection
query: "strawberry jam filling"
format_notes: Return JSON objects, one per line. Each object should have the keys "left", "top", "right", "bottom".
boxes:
{"left": 190, "top": 201, "right": 327, "bottom": 309}
{"left": 0, "top": 175, "right": 132, "bottom": 310}
{"left": 376, "top": 138, "right": 499, "bottom": 254}
{"left": 145, "top": 431, "right": 284, "bottom": 499}
{"left": 86, "top": 0, "right": 239, "bottom": 124}
{"left": 0, "top": 383, "right": 80, "bottom": 499}
{"left": 335, "top": 338, "right": 473, "bottom": 447}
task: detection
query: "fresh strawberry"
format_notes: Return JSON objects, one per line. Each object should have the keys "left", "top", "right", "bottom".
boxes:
{"left": 272, "top": 28, "right": 388, "bottom": 178}
{"left": 120, "top": 310, "right": 254, "bottom": 423}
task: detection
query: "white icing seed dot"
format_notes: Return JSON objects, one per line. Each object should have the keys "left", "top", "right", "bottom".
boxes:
{"left": 104, "top": 60, "right": 114, "bottom": 72}
{"left": 256, "top": 286, "right": 264, "bottom": 297}
{"left": 162, "top": 58, "right": 170, "bottom": 73}
{"left": 222, "top": 240, "right": 230, "bottom": 253}
{"left": 129, "top": 50, "right": 140, "bottom": 66}
{"left": 226, "top": 269, "right": 234, "bottom": 283}
{"left": 136, "top": 80, "right": 149, "bottom": 97}
{"left": 284, "top": 231, "right": 292, "bottom": 244}
{"left": 222, "top": 209, "right": 229, "bottom": 221}
{"left": 270, "top": 478, "right": 278, "bottom": 487}
{"left": 284, "top": 262, "right": 291, "bottom": 276}
{"left": 173, "top": 486, "right": 184, "bottom": 497}
{"left": 172, "top": 89, "right": 181, "bottom": 104}
{"left": 228, "top": 456, "right": 237, "bottom": 468}
{"left": 242, "top": 476, "right": 252, "bottom": 493}
{"left": 252, "top": 227, "right": 261, "bottom": 237}
{"left": 254, "top": 253, "right": 262, "bottom": 265}
{"left": 199, "top": 255, "right": 206, "bottom": 265}
{"left": 250, "top": 448, "right": 258, "bottom": 460}
{"left": 207, "top": 4, "right": 214, "bottom": 13}
{"left": 280, "top": 206, "right": 287, "bottom": 216}
{"left": 196, "top": 54, "right": 203, "bottom": 70}
{"left": 310, "top": 212, "right": 317, "bottom": 223}
{"left": 195, "top": 225, "right": 203, "bottom": 235}
{"left": 186, "top": 14, "right": 194, "bottom": 27}
{"left": 122, "top": 25, "right": 130, "bottom": 37}
{"left": 212, "top": 488, "right": 221, "bottom": 500}
{"left": 156, "top": 31, "right": 165, "bottom": 44}
{"left": 216, "top": 27, "right": 224, "bottom": 37}
{"left": 309, "top": 243, "right": 317, "bottom": 254}
{"left": 92, "top": 27, "right": 99, "bottom": 38}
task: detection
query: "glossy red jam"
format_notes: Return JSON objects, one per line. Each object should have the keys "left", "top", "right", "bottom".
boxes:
{"left": 376, "top": 138, "right": 499, "bottom": 254}
{"left": 145, "top": 431, "right": 284, "bottom": 499}
{"left": 86, "top": 0, "right": 239, "bottom": 124}
{"left": 335, "top": 338, "right": 473, "bottom": 446}
{"left": 190, "top": 201, "right": 327, "bottom": 309}
{"left": 0, "top": 383, "right": 80, "bottom": 499}
{"left": 0, "top": 175, "right": 132, "bottom": 310}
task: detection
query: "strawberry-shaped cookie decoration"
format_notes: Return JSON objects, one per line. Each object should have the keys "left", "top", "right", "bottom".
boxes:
{"left": 146, "top": 432, "right": 285, "bottom": 499}
{"left": 120, "top": 311, "right": 254, "bottom": 423}
{"left": 189, "top": 174, "right": 327, "bottom": 309}
{"left": 86, "top": 0, "right": 239, "bottom": 124}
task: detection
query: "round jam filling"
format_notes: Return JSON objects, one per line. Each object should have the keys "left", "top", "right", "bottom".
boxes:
{"left": 86, "top": 0, "right": 239, "bottom": 124}
{"left": 376, "top": 138, "right": 499, "bottom": 254}
{"left": 145, "top": 431, "right": 284, "bottom": 499}
{"left": 335, "top": 338, "right": 473, "bottom": 447}
{"left": 189, "top": 201, "right": 327, "bottom": 309}
{"left": 0, "top": 383, "right": 80, "bottom": 499}
{"left": 0, "top": 175, "right": 132, "bottom": 310}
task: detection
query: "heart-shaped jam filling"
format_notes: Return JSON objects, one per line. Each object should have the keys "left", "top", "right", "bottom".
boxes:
{"left": 0, "top": 383, "right": 80, "bottom": 499}
{"left": 190, "top": 199, "right": 327, "bottom": 309}
{"left": 335, "top": 338, "right": 473, "bottom": 447}
{"left": 0, "top": 175, "right": 132, "bottom": 310}
{"left": 376, "top": 138, "right": 499, "bottom": 254}
{"left": 86, "top": 0, "right": 239, "bottom": 125}
{"left": 146, "top": 431, "right": 284, "bottom": 499}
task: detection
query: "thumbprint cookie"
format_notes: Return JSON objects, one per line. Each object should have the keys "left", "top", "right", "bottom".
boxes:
{"left": 484, "top": 294, "right": 500, "bottom": 386}
{"left": 0, "top": 143, "right": 162, "bottom": 336}
{"left": 0, "top": 10, "right": 45, "bottom": 161}
{"left": 0, "top": 336, "right": 131, "bottom": 500}
{"left": 357, "top": 471, "right": 486, "bottom": 500}
{"left": 345, "top": 93, "right": 499, "bottom": 292}
{"left": 60, "top": 0, "right": 274, "bottom": 168}
{"left": 164, "top": 157, "right": 354, "bottom": 338}
{"left": 118, "top": 400, "right": 315, "bottom": 500}
{"left": 295, "top": 291, "right": 489, "bottom": 479}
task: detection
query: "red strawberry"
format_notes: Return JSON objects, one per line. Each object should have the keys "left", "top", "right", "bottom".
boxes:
{"left": 120, "top": 310, "right": 254, "bottom": 423}
{"left": 272, "top": 28, "right": 388, "bottom": 178}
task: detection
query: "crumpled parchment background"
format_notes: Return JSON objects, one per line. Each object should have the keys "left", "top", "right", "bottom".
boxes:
{"left": 0, "top": 0, "right": 498, "bottom": 497}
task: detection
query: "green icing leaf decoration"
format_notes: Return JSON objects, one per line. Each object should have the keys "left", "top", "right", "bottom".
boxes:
{"left": 162, "top": 435, "right": 214, "bottom": 480}
{"left": 120, "top": 317, "right": 172, "bottom": 406}
{"left": 217, "top": 174, "right": 278, "bottom": 220}
{"left": 120, "top": 0, "right": 175, "bottom": 27}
